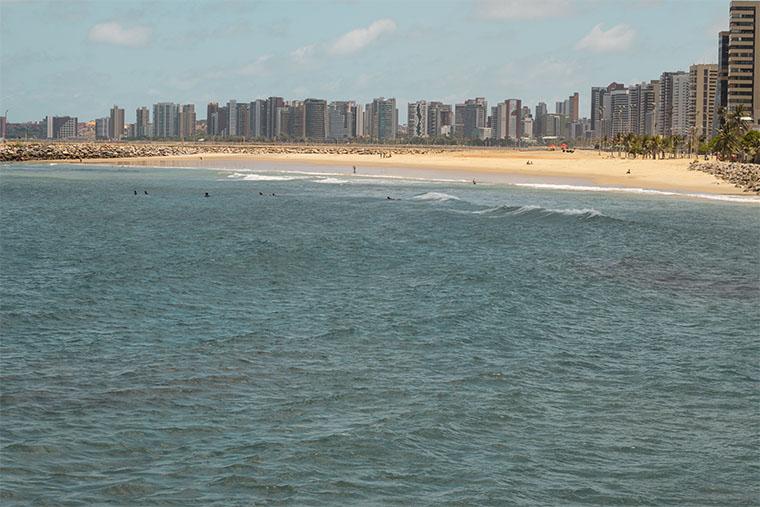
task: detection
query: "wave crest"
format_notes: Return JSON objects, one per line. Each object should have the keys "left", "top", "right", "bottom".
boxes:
{"left": 412, "top": 192, "right": 461, "bottom": 202}
{"left": 473, "top": 204, "right": 606, "bottom": 219}
{"left": 226, "top": 172, "right": 298, "bottom": 181}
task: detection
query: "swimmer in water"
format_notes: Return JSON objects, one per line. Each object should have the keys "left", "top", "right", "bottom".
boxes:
{"left": 144, "top": 190, "right": 148, "bottom": 195}
{"left": 472, "top": 179, "right": 476, "bottom": 185}
{"left": 259, "top": 191, "right": 263, "bottom": 196}
{"left": 353, "top": 165, "right": 356, "bottom": 174}
{"left": 204, "top": 192, "right": 210, "bottom": 197}
{"left": 134, "top": 190, "right": 137, "bottom": 195}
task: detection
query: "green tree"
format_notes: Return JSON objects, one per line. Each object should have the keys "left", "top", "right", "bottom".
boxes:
{"left": 741, "top": 130, "right": 760, "bottom": 163}
{"left": 712, "top": 106, "right": 751, "bottom": 160}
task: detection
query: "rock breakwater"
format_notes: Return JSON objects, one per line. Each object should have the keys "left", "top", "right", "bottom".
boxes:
{"left": 689, "top": 160, "right": 760, "bottom": 194}
{"left": 0, "top": 142, "right": 443, "bottom": 162}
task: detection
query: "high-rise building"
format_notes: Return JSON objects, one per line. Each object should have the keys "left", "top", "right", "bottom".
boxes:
{"left": 568, "top": 92, "right": 580, "bottom": 122}
{"left": 266, "top": 97, "right": 285, "bottom": 139}
{"left": 727, "top": 1, "right": 760, "bottom": 126}
{"left": 541, "top": 113, "right": 563, "bottom": 138}
{"left": 95, "top": 117, "right": 110, "bottom": 139}
{"left": 505, "top": 99, "right": 522, "bottom": 140}
{"left": 153, "top": 102, "right": 179, "bottom": 138}
{"left": 609, "top": 88, "right": 630, "bottom": 137}
{"left": 0, "top": 115, "right": 6, "bottom": 139}
{"left": 461, "top": 98, "right": 487, "bottom": 139}
{"left": 590, "top": 87, "right": 604, "bottom": 134}
{"left": 206, "top": 102, "right": 220, "bottom": 137}
{"left": 354, "top": 103, "right": 364, "bottom": 138}
{"left": 366, "top": 97, "right": 397, "bottom": 141}
{"left": 304, "top": 99, "right": 327, "bottom": 140}
{"left": 657, "top": 71, "right": 688, "bottom": 135}
{"left": 227, "top": 100, "right": 238, "bottom": 137}
{"left": 136, "top": 107, "right": 149, "bottom": 138}
{"left": 407, "top": 101, "right": 428, "bottom": 138}
{"left": 629, "top": 81, "right": 659, "bottom": 136}
{"left": 236, "top": 103, "right": 250, "bottom": 138}
{"left": 178, "top": 104, "right": 196, "bottom": 139}
{"left": 690, "top": 64, "right": 718, "bottom": 140}
{"left": 109, "top": 105, "right": 124, "bottom": 140}
{"left": 328, "top": 101, "right": 361, "bottom": 139}
{"left": 218, "top": 106, "right": 229, "bottom": 137}
{"left": 534, "top": 102, "right": 547, "bottom": 137}
{"left": 713, "top": 31, "right": 731, "bottom": 135}
{"left": 493, "top": 99, "right": 522, "bottom": 141}
{"left": 454, "top": 103, "right": 465, "bottom": 137}
{"left": 44, "top": 116, "right": 78, "bottom": 139}
{"left": 671, "top": 73, "right": 692, "bottom": 136}
{"left": 427, "top": 102, "right": 452, "bottom": 137}
{"left": 522, "top": 115, "right": 534, "bottom": 139}
{"left": 492, "top": 103, "right": 507, "bottom": 140}
{"left": 284, "top": 100, "right": 305, "bottom": 139}
{"left": 249, "top": 100, "right": 266, "bottom": 139}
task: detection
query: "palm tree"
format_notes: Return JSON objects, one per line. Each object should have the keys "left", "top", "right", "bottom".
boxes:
{"left": 713, "top": 106, "right": 751, "bottom": 160}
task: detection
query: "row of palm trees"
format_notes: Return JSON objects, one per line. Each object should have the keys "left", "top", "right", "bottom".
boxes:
{"left": 599, "top": 133, "right": 689, "bottom": 159}
{"left": 598, "top": 106, "right": 760, "bottom": 163}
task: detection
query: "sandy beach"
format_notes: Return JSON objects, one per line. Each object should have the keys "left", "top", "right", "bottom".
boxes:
{"left": 73, "top": 148, "right": 747, "bottom": 196}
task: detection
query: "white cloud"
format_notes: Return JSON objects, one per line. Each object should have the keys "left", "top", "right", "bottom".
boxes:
{"left": 475, "top": 0, "right": 572, "bottom": 19}
{"left": 88, "top": 22, "right": 151, "bottom": 48}
{"left": 236, "top": 55, "right": 271, "bottom": 76}
{"left": 290, "top": 44, "right": 316, "bottom": 64}
{"left": 575, "top": 23, "right": 636, "bottom": 53}
{"left": 329, "top": 19, "right": 396, "bottom": 56}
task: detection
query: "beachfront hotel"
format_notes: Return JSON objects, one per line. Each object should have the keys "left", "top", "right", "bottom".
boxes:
{"left": 725, "top": 0, "right": 760, "bottom": 126}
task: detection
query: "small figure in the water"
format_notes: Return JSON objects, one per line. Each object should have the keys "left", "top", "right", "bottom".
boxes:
{"left": 472, "top": 179, "right": 476, "bottom": 185}
{"left": 144, "top": 190, "right": 148, "bottom": 195}
{"left": 272, "top": 193, "right": 276, "bottom": 196}
{"left": 204, "top": 192, "right": 210, "bottom": 197}
{"left": 386, "top": 196, "right": 395, "bottom": 200}
{"left": 134, "top": 190, "right": 137, "bottom": 195}
{"left": 259, "top": 191, "right": 263, "bottom": 196}
{"left": 353, "top": 165, "right": 356, "bottom": 174}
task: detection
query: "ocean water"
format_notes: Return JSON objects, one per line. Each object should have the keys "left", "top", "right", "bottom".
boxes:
{"left": 1, "top": 163, "right": 758, "bottom": 506}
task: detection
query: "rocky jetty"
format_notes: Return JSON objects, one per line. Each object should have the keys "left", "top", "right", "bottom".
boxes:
{"left": 0, "top": 142, "right": 443, "bottom": 162}
{"left": 689, "top": 160, "right": 760, "bottom": 194}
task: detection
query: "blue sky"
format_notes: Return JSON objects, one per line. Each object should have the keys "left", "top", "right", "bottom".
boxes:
{"left": 1, "top": 0, "right": 727, "bottom": 123}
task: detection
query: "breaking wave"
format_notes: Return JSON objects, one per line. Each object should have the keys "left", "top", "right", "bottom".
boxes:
{"left": 316, "top": 178, "right": 349, "bottom": 184}
{"left": 513, "top": 183, "right": 760, "bottom": 204}
{"left": 226, "top": 172, "right": 299, "bottom": 181}
{"left": 471, "top": 204, "right": 607, "bottom": 219}
{"left": 412, "top": 192, "right": 461, "bottom": 202}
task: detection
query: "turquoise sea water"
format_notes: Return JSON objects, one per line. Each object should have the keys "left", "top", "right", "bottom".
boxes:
{"left": 1, "top": 163, "right": 759, "bottom": 505}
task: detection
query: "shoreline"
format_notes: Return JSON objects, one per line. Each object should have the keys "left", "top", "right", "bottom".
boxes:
{"left": 51, "top": 150, "right": 751, "bottom": 196}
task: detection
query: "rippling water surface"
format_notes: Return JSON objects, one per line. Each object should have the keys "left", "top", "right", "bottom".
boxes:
{"left": 1, "top": 164, "right": 759, "bottom": 505}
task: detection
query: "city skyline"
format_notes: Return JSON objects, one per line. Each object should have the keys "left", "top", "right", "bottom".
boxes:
{"left": 1, "top": 0, "right": 727, "bottom": 123}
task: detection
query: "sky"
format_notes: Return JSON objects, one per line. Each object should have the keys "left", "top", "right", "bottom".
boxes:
{"left": 0, "top": 0, "right": 728, "bottom": 123}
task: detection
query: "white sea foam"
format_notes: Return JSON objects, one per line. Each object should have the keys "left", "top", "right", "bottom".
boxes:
{"left": 316, "top": 177, "right": 349, "bottom": 184}
{"left": 226, "top": 172, "right": 299, "bottom": 181}
{"left": 513, "top": 182, "right": 760, "bottom": 204}
{"left": 258, "top": 169, "right": 469, "bottom": 184}
{"left": 473, "top": 204, "right": 605, "bottom": 219}
{"left": 412, "top": 192, "right": 461, "bottom": 202}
